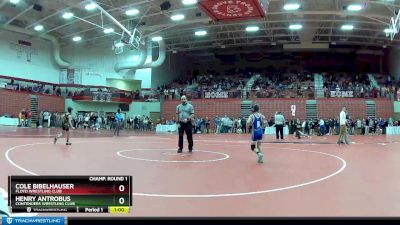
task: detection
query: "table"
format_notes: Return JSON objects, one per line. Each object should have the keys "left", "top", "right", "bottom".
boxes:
{"left": 0, "top": 117, "right": 19, "bottom": 126}
{"left": 386, "top": 126, "right": 400, "bottom": 135}
{"left": 156, "top": 124, "right": 177, "bottom": 133}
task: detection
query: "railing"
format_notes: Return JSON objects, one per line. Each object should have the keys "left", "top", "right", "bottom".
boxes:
{"left": 72, "top": 91, "right": 133, "bottom": 103}
{"left": 161, "top": 87, "right": 396, "bottom": 100}
{"left": 162, "top": 89, "right": 315, "bottom": 100}
{"left": 0, "top": 75, "right": 139, "bottom": 99}
{"left": 92, "top": 92, "right": 112, "bottom": 102}
{"left": 325, "top": 89, "right": 395, "bottom": 99}
{"left": 70, "top": 90, "right": 162, "bottom": 103}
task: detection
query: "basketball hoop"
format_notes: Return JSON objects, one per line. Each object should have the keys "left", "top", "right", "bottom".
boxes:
{"left": 112, "top": 28, "right": 143, "bottom": 54}
{"left": 129, "top": 28, "right": 142, "bottom": 50}
{"left": 113, "top": 40, "right": 124, "bottom": 55}
{"left": 115, "top": 47, "right": 124, "bottom": 55}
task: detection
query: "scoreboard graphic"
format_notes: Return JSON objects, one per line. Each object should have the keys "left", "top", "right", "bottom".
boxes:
{"left": 8, "top": 176, "right": 132, "bottom": 214}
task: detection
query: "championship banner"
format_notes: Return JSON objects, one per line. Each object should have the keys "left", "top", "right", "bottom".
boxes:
{"left": 330, "top": 91, "right": 354, "bottom": 98}
{"left": 204, "top": 91, "right": 228, "bottom": 98}
{"left": 67, "top": 69, "right": 75, "bottom": 84}
{"left": 198, "top": 0, "right": 268, "bottom": 21}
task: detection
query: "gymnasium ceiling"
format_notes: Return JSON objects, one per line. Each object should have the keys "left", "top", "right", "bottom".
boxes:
{"left": 0, "top": 0, "right": 399, "bottom": 52}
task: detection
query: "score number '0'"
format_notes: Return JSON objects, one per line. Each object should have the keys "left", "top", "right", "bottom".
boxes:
{"left": 119, "top": 185, "right": 125, "bottom": 205}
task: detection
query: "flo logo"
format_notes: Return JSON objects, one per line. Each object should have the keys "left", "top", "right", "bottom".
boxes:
{"left": 227, "top": 5, "right": 241, "bottom": 13}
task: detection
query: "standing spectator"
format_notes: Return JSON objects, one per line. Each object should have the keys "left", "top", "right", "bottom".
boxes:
{"left": 19, "top": 109, "right": 25, "bottom": 127}
{"left": 114, "top": 109, "right": 123, "bottom": 136}
{"left": 97, "top": 115, "right": 102, "bottom": 130}
{"left": 205, "top": 117, "right": 210, "bottom": 134}
{"left": 365, "top": 117, "right": 370, "bottom": 135}
{"left": 109, "top": 113, "right": 115, "bottom": 130}
{"left": 356, "top": 119, "right": 362, "bottom": 135}
{"left": 39, "top": 111, "right": 44, "bottom": 128}
{"left": 241, "top": 117, "right": 247, "bottom": 134}
{"left": 319, "top": 118, "right": 325, "bottom": 136}
{"left": 214, "top": 116, "right": 221, "bottom": 134}
{"left": 45, "top": 111, "right": 50, "bottom": 128}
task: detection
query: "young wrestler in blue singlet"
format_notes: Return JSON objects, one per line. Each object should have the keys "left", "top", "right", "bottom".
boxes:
{"left": 246, "top": 105, "right": 265, "bottom": 163}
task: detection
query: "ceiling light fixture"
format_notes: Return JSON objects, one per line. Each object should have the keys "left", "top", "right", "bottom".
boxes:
{"left": 34, "top": 25, "right": 44, "bottom": 31}
{"left": 289, "top": 24, "right": 302, "bottom": 30}
{"left": 126, "top": 9, "right": 139, "bottom": 16}
{"left": 9, "top": 0, "right": 20, "bottom": 4}
{"left": 72, "top": 36, "right": 82, "bottom": 42}
{"left": 62, "top": 12, "right": 74, "bottom": 19}
{"left": 103, "top": 28, "right": 114, "bottom": 34}
{"left": 341, "top": 24, "right": 354, "bottom": 30}
{"left": 182, "top": 0, "right": 197, "bottom": 5}
{"left": 171, "top": 14, "right": 185, "bottom": 21}
{"left": 152, "top": 36, "right": 163, "bottom": 41}
{"left": 85, "top": 3, "right": 97, "bottom": 11}
{"left": 283, "top": 3, "right": 300, "bottom": 10}
{"left": 195, "top": 30, "right": 207, "bottom": 36}
{"left": 347, "top": 4, "right": 363, "bottom": 11}
{"left": 245, "top": 26, "right": 259, "bottom": 32}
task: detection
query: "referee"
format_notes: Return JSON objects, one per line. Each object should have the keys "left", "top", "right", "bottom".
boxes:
{"left": 176, "top": 95, "right": 194, "bottom": 153}
{"left": 274, "top": 112, "right": 285, "bottom": 140}
{"left": 337, "top": 106, "right": 350, "bottom": 145}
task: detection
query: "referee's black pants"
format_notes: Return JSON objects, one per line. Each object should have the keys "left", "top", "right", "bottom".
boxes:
{"left": 178, "top": 122, "right": 193, "bottom": 151}
{"left": 276, "top": 124, "right": 284, "bottom": 139}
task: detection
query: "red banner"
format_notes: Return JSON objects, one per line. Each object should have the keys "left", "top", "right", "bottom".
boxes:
{"left": 198, "top": 0, "right": 266, "bottom": 21}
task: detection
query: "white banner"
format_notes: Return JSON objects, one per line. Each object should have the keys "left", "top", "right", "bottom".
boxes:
{"left": 330, "top": 91, "right": 354, "bottom": 98}
{"left": 60, "top": 69, "right": 82, "bottom": 84}
{"left": 92, "top": 92, "right": 112, "bottom": 102}
{"left": 205, "top": 91, "right": 228, "bottom": 99}
{"left": 5, "top": 84, "right": 18, "bottom": 90}
{"left": 291, "top": 105, "right": 296, "bottom": 116}
{"left": 67, "top": 69, "right": 75, "bottom": 84}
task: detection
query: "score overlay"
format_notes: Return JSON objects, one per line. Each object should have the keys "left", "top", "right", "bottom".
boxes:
{"left": 8, "top": 176, "right": 132, "bottom": 213}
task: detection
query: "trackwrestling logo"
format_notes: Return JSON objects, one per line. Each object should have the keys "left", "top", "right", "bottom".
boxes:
{"left": 2, "top": 217, "right": 64, "bottom": 225}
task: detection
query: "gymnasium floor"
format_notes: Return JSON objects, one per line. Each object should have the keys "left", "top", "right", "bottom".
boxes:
{"left": 1, "top": 126, "right": 400, "bottom": 217}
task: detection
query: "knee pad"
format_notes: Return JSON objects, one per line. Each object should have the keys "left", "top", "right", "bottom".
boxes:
{"left": 251, "top": 144, "right": 256, "bottom": 151}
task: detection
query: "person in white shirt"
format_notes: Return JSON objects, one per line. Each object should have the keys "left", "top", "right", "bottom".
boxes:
{"left": 274, "top": 112, "right": 285, "bottom": 140}
{"left": 319, "top": 119, "right": 325, "bottom": 135}
{"left": 337, "top": 107, "right": 350, "bottom": 145}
